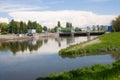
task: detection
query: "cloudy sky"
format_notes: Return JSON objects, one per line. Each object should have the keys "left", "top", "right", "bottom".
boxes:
{"left": 0, "top": 0, "right": 119, "bottom": 28}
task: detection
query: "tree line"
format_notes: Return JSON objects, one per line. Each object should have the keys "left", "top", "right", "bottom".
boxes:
{"left": 52, "top": 15, "right": 120, "bottom": 32}
{"left": 0, "top": 20, "right": 110, "bottom": 34}
{"left": 1, "top": 15, "right": 119, "bottom": 34}
{"left": 112, "top": 15, "right": 120, "bottom": 32}
{"left": 0, "top": 19, "right": 42, "bottom": 34}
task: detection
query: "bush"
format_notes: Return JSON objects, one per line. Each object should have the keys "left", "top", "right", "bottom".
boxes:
{"left": 1, "top": 32, "right": 8, "bottom": 35}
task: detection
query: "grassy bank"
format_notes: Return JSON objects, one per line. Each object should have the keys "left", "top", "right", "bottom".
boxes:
{"left": 59, "top": 32, "right": 120, "bottom": 56}
{"left": 37, "top": 60, "right": 120, "bottom": 80}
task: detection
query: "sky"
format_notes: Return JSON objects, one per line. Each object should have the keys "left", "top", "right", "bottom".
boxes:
{"left": 0, "top": 0, "right": 120, "bottom": 28}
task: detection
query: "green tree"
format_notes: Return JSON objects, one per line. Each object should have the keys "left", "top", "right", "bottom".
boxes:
{"left": 27, "top": 20, "right": 32, "bottom": 29}
{"left": 9, "top": 20, "right": 20, "bottom": 34}
{"left": 43, "top": 26, "right": 47, "bottom": 32}
{"left": 22, "top": 22, "right": 27, "bottom": 33}
{"left": 92, "top": 25, "right": 96, "bottom": 31}
{"left": 32, "top": 21, "right": 37, "bottom": 29}
{"left": 0, "top": 22, "right": 9, "bottom": 33}
{"left": 57, "top": 21, "right": 61, "bottom": 27}
{"left": 100, "top": 25, "right": 106, "bottom": 31}
{"left": 50, "top": 28, "right": 56, "bottom": 33}
{"left": 53, "top": 21, "right": 63, "bottom": 32}
{"left": 75, "top": 27, "right": 81, "bottom": 32}
{"left": 20, "top": 21, "right": 23, "bottom": 33}
{"left": 36, "top": 23, "right": 42, "bottom": 33}
{"left": 112, "top": 16, "right": 120, "bottom": 32}
{"left": 97, "top": 25, "right": 100, "bottom": 31}
{"left": 54, "top": 26, "right": 58, "bottom": 32}
{"left": 9, "top": 19, "right": 14, "bottom": 33}
{"left": 66, "top": 22, "right": 73, "bottom": 28}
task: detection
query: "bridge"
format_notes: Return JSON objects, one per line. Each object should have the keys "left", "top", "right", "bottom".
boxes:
{"left": 59, "top": 32, "right": 105, "bottom": 37}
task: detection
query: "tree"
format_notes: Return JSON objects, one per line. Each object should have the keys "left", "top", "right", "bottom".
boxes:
{"left": 0, "top": 20, "right": 43, "bottom": 34}
{"left": 0, "top": 22, "right": 9, "bottom": 33}
{"left": 53, "top": 21, "right": 63, "bottom": 32}
{"left": 54, "top": 26, "right": 59, "bottom": 32}
{"left": 32, "top": 21, "right": 37, "bottom": 29}
{"left": 22, "top": 22, "right": 27, "bottom": 33}
{"left": 43, "top": 26, "right": 47, "bottom": 32}
{"left": 9, "top": 19, "right": 14, "bottom": 33}
{"left": 97, "top": 25, "right": 100, "bottom": 31}
{"left": 112, "top": 16, "right": 120, "bottom": 32}
{"left": 66, "top": 22, "right": 73, "bottom": 28}
{"left": 9, "top": 20, "right": 20, "bottom": 34}
{"left": 92, "top": 25, "right": 96, "bottom": 31}
{"left": 57, "top": 21, "right": 61, "bottom": 27}
{"left": 27, "top": 20, "right": 32, "bottom": 29}
{"left": 36, "top": 23, "right": 42, "bottom": 33}
{"left": 75, "top": 27, "right": 81, "bottom": 32}
{"left": 20, "top": 21, "right": 23, "bottom": 33}
{"left": 100, "top": 25, "right": 106, "bottom": 31}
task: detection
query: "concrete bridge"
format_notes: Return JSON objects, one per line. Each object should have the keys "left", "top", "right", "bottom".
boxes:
{"left": 59, "top": 32, "right": 105, "bottom": 37}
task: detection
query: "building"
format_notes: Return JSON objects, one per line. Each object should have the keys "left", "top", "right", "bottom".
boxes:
{"left": 28, "top": 29, "right": 36, "bottom": 34}
{"left": 106, "top": 26, "right": 112, "bottom": 32}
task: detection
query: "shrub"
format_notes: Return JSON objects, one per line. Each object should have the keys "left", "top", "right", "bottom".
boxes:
{"left": 1, "top": 32, "right": 7, "bottom": 35}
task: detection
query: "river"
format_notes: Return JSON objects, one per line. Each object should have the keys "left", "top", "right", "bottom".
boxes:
{"left": 0, "top": 36, "right": 115, "bottom": 80}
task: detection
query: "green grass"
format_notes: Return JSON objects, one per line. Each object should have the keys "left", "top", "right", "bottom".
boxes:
{"left": 59, "top": 32, "right": 120, "bottom": 56}
{"left": 36, "top": 60, "right": 120, "bottom": 80}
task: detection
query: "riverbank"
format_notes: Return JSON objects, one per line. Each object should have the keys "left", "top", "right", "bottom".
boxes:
{"left": 37, "top": 59, "right": 120, "bottom": 80}
{"left": 0, "top": 33, "right": 59, "bottom": 42}
{"left": 59, "top": 32, "right": 120, "bottom": 56}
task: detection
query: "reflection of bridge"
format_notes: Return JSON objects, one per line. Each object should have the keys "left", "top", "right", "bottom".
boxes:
{"left": 59, "top": 32, "right": 105, "bottom": 37}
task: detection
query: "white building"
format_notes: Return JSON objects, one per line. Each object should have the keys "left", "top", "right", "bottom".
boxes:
{"left": 28, "top": 29, "right": 36, "bottom": 34}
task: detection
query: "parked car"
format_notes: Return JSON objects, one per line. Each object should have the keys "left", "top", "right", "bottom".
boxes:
{"left": 27, "top": 33, "right": 33, "bottom": 36}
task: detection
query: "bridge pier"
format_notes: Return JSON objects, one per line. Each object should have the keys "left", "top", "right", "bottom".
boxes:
{"left": 86, "top": 32, "right": 90, "bottom": 36}
{"left": 71, "top": 32, "right": 74, "bottom": 37}
{"left": 86, "top": 32, "right": 91, "bottom": 41}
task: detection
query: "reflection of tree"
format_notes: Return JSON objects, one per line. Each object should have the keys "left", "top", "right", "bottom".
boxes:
{"left": 7, "top": 41, "right": 29, "bottom": 55}
{"left": 66, "top": 37, "right": 75, "bottom": 45}
{"left": 87, "top": 35, "right": 91, "bottom": 41}
{"left": 28, "top": 40, "right": 43, "bottom": 52}
{"left": 0, "top": 40, "right": 43, "bottom": 55}
{"left": 44, "top": 39, "right": 48, "bottom": 44}
{"left": 55, "top": 38, "right": 61, "bottom": 47}
{"left": 60, "top": 37, "right": 64, "bottom": 41}
{"left": 59, "top": 52, "right": 88, "bottom": 59}
{"left": 10, "top": 42, "right": 21, "bottom": 55}
{"left": 59, "top": 50, "right": 120, "bottom": 59}
{"left": 0, "top": 42, "right": 9, "bottom": 51}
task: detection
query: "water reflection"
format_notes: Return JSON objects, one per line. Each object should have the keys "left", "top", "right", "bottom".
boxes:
{"left": 87, "top": 35, "right": 91, "bottom": 41}
{"left": 66, "top": 37, "right": 75, "bottom": 45}
{"left": 55, "top": 36, "right": 92, "bottom": 48}
{"left": 43, "top": 39, "right": 48, "bottom": 44}
{"left": 0, "top": 36, "right": 95, "bottom": 55}
{"left": 55, "top": 38, "right": 61, "bottom": 47}
{"left": 0, "top": 40, "right": 43, "bottom": 55}
{"left": 59, "top": 50, "right": 120, "bottom": 60}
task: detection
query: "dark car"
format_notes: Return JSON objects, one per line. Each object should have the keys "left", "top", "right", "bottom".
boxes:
{"left": 27, "top": 33, "right": 33, "bottom": 36}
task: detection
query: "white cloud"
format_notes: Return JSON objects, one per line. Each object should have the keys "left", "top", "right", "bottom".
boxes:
{"left": 9, "top": 10, "right": 116, "bottom": 28}
{"left": 0, "top": 2, "right": 45, "bottom": 12}
{"left": 0, "top": 17, "right": 9, "bottom": 23}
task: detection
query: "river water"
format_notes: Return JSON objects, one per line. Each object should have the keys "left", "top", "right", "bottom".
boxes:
{"left": 0, "top": 36, "right": 115, "bottom": 80}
